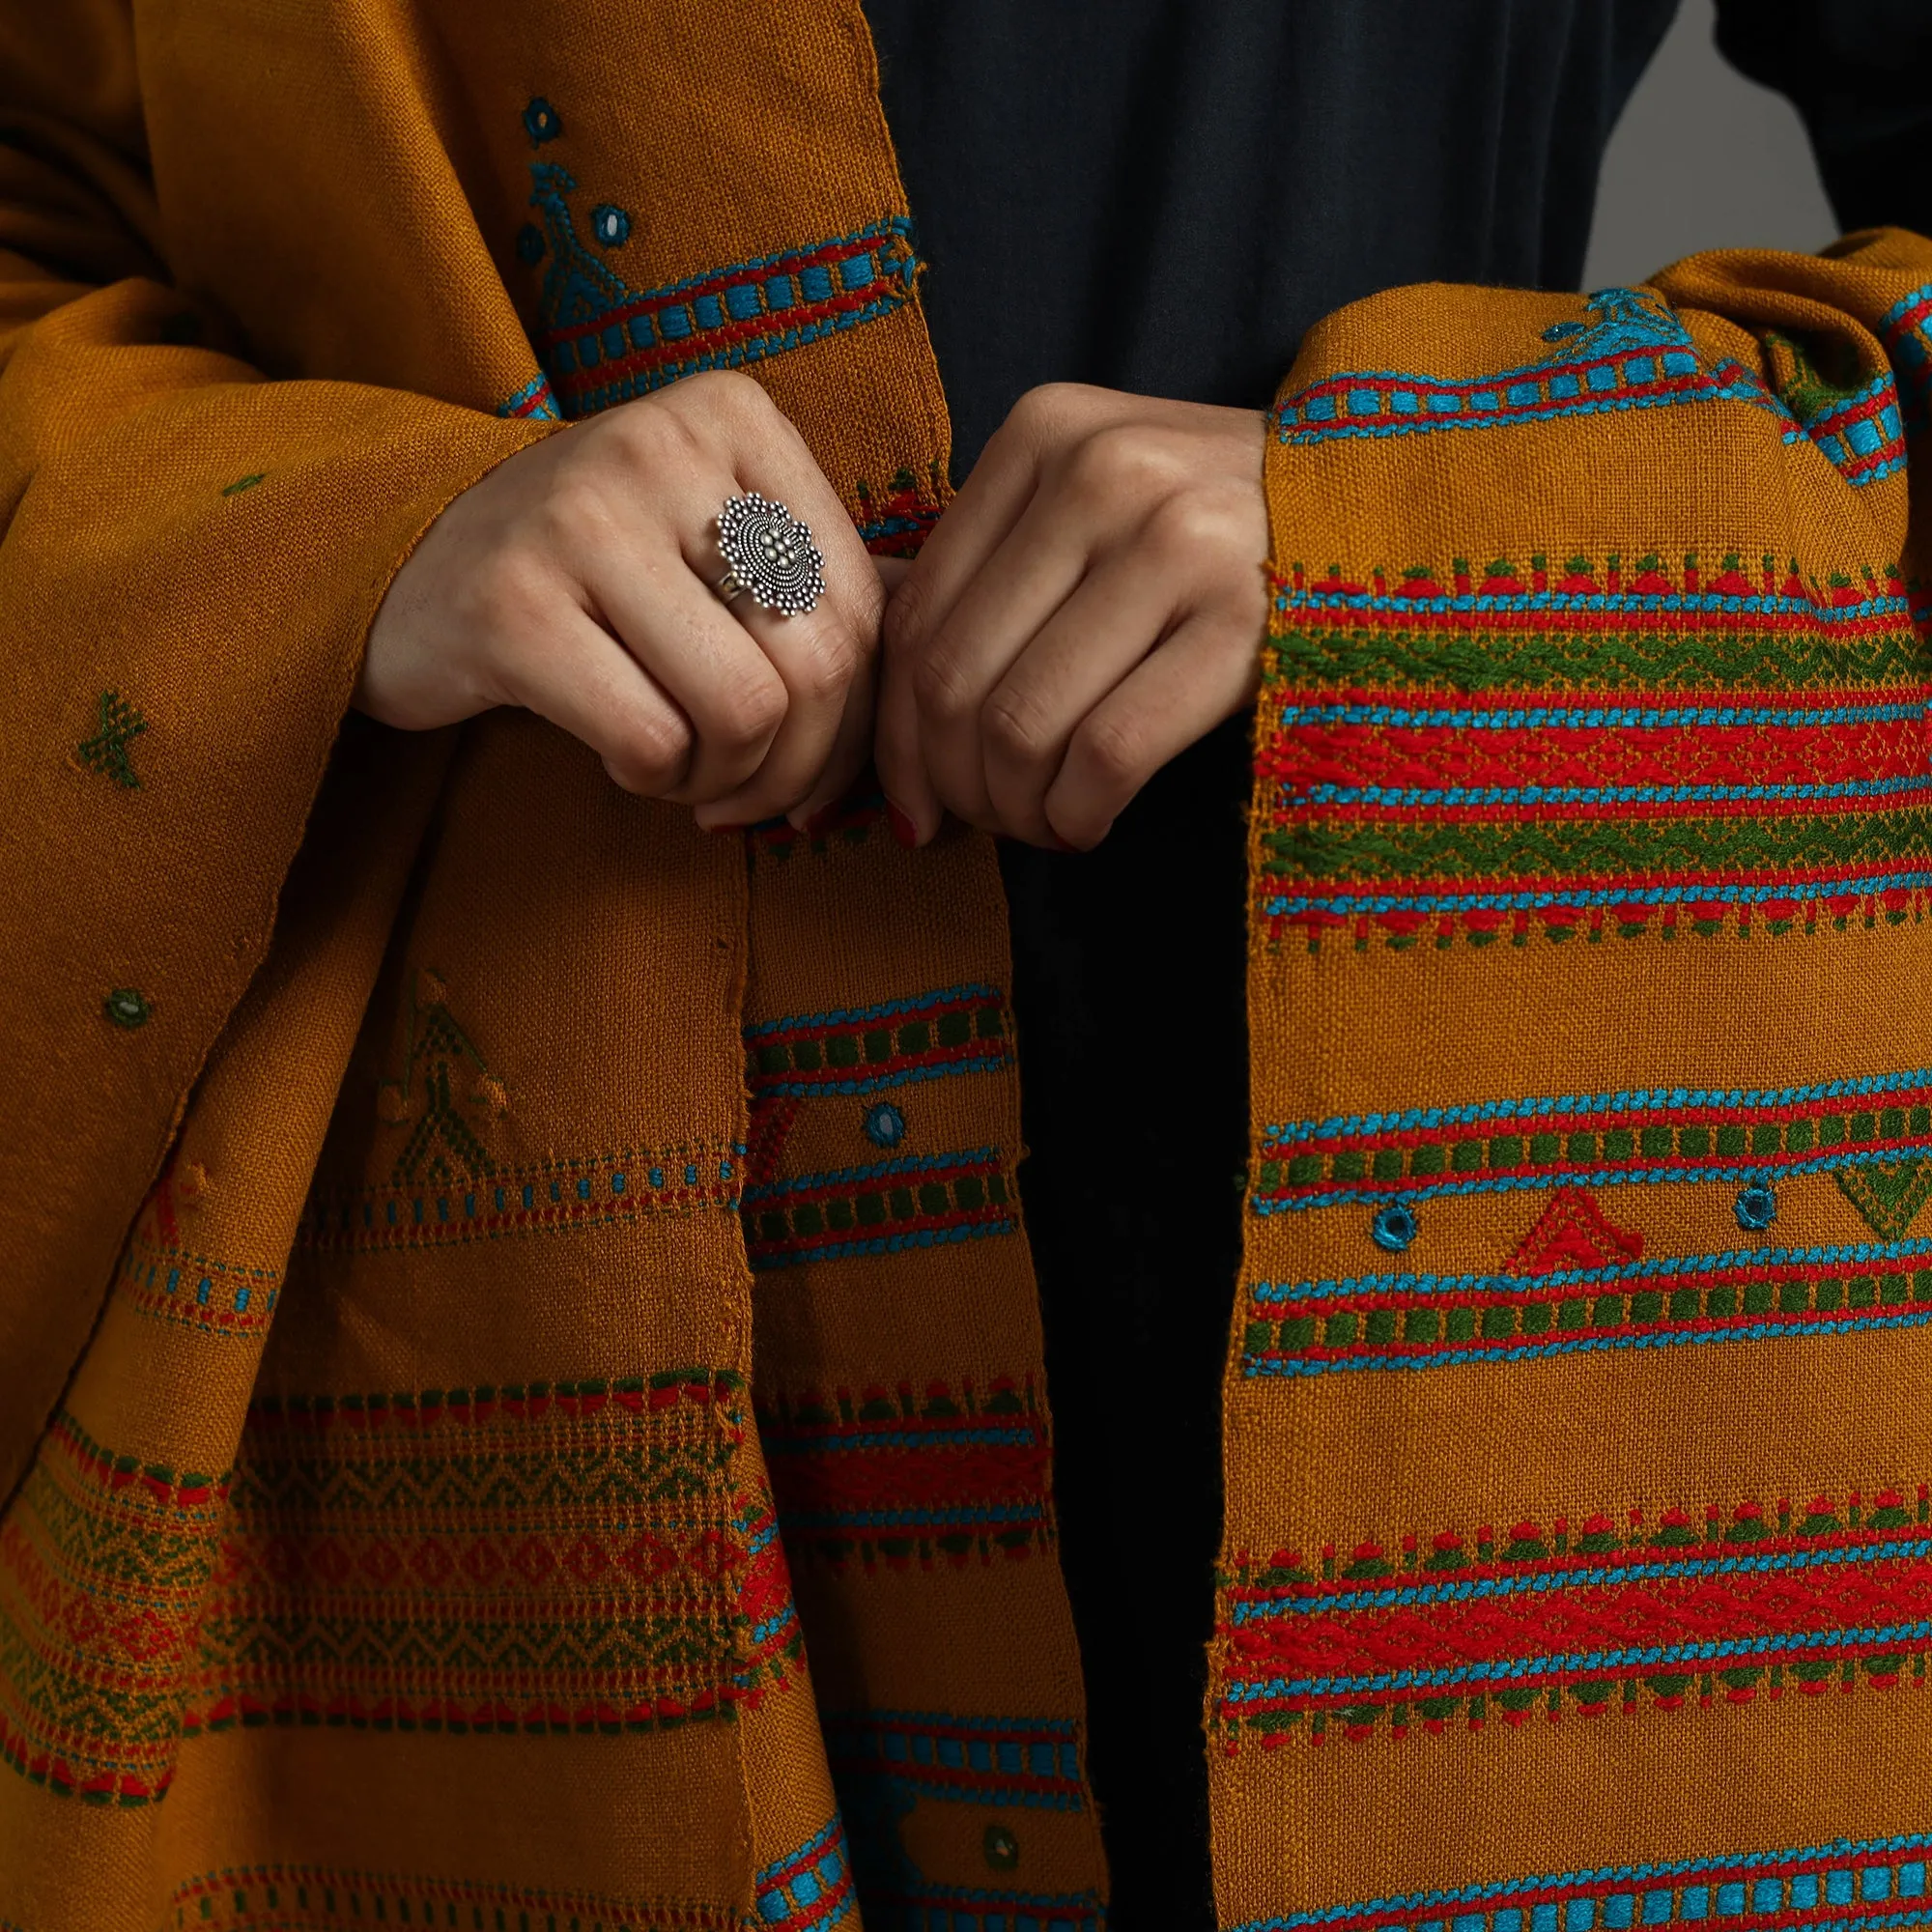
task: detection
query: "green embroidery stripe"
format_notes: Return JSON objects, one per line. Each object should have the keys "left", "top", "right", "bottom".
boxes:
{"left": 1265, "top": 622, "right": 1924, "bottom": 694}
{"left": 747, "top": 985, "right": 1009, "bottom": 1097}
{"left": 1260, "top": 809, "right": 1932, "bottom": 885}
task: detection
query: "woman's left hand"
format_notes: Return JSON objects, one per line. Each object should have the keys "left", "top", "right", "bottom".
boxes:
{"left": 875, "top": 384, "right": 1270, "bottom": 850}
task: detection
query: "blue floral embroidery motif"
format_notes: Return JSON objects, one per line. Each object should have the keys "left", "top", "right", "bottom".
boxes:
{"left": 863, "top": 1102, "right": 907, "bottom": 1150}
{"left": 521, "top": 158, "right": 919, "bottom": 421}
{"left": 523, "top": 97, "right": 561, "bottom": 145}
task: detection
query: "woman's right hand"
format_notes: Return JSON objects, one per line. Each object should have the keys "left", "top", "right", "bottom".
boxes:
{"left": 358, "top": 369, "right": 884, "bottom": 831}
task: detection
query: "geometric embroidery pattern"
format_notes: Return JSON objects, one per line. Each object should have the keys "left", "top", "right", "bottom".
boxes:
{"left": 73, "top": 690, "right": 146, "bottom": 789}
{"left": 742, "top": 1149, "right": 1015, "bottom": 1271}
{"left": 1244, "top": 1236, "right": 1932, "bottom": 1377}
{"left": 1216, "top": 1483, "right": 1932, "bottom": 1747}
{"left": 820, "top": 1711, "right": 1086, "bottom": 1811}
{"left": 757, "top": 1377, "right": 1052, "bottom": 1570}
{"left": 1229, "top": 1833, "right": 1932, "bottom": 1932}
{"left": 0, "top": 1413, "right": 230, "bottom": 1804}
{"left": 375, "top": 971, "right": 500, "bottom": 1186}
{"left": 297, "top": 1136, "right": 739, "bottom": 1255}
{"left": 753, "top": 1816, "right": 859, "bottom": 1932}
{"left": 1274, "top": 287, "right": 1790, "bottom": 444}
{"left": 521, "top": 159, "right": 918, "bottom": 424}
{"left": 0, "top": 1375, "right": 802, "bottom": 1804}
{"left": 195, "top": 1373, "right": 795, "bottom": 1743}
{"left": 1258, "top": 553, "right": 1931, "bottom": 951}
{"left": 1835, "top": 1158, "right": 1932, "bottom": 1240}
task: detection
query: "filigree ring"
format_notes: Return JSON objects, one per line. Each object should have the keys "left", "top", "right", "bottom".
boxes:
{"left": 713, "top": 491, "right": 826, "bottom": 617}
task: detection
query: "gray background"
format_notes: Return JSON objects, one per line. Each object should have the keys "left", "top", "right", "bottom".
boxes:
{"left": 1584, "top": 0, "right": 1837, "bottom": 288}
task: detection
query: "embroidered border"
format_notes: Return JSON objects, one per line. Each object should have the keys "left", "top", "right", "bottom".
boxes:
{"left": 1216, "top": 1484, "right": 1932, "bottom": 1747}
{"left": 116, "top": 1236, "right": 279, "bottom": 1338}
{"left": 1789, "top": 371, "right": 1907, "bottom": 486}
{"left": 1258, "top": 554, "right": 1931, "bottom": 950}
{"left": 743, "top": 1150, "right": 1016, "bottom": 1270}
{"left": 754, "top": 1816, "right": 859, "bottom": 1932}
{"left": 1230, "top": 1833, "right": 1932, "bottom": 1932}
{"left": 298, "top": 1140, "right": 740, "bottom": 1253}
{"left": 0, "top": 1414, "right": 230, "bottom": 1804}
{"left": 821, "top": 1710, "right": 1085, "bottom": 1809}
{"left": 526, "top": 163, "right": 919, "bottom": 421}
{"left": 187, "top": 1369, "right": 797, "bottom": 1744}
{"left": 746, "top": 984, "right": 1011, "bottom": 1100}
{"left": 1274, "top": 289, "right": 1790, "bottom": 444}
{"left": 1244, "top": 1238, "right": 1932, "bottom": 1375}
{"left": 1881, "top": 281, "right": 1932, "bottom": 425}
{"left": 1253, "top": 1069, "right": 1932, "bottom": 1210}
{"left": 757, "top": 1378, "right": 1052, "bottom": 1568}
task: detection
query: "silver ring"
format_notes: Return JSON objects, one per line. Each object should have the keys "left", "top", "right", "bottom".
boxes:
{"left": 714, "top": 491, "right": 825, "bottom": 617}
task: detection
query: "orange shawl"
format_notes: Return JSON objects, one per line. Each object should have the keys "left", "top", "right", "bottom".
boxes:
{"left": 2, "top": 5, "right": 1931, "bottom": 1929}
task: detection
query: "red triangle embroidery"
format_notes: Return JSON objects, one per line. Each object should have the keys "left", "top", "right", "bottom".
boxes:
{"left": 1506, "top": 1188, "right": 1644, "bottom": 1274}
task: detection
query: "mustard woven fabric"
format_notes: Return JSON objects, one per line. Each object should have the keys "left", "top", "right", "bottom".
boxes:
{"left": 0, "top": 5, "right": 1928, "bottom": 1931}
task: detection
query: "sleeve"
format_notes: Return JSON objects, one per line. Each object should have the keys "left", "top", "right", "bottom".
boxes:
{"left": 1713, "top": 0, "right": 1932, "bottom": 238}
{"left": 0, "top": 0, "right": 554, "bottom": 1490}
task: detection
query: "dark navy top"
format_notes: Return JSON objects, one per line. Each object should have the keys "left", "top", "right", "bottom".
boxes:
{"left": 859, "top": 6, "right": 1932, "bottom": 1923}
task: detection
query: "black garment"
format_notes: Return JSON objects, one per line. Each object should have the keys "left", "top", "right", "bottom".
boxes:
{"left": 860, "top": 6, "right": 1925, "bottom": 1925}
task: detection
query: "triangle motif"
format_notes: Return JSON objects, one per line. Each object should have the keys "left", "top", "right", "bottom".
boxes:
{"left": 1506, "top": 1188, "right": 1645, "bottom": 1275}
{"left": 1835, "top": 1160, "right": 1932, "bottom": 1241}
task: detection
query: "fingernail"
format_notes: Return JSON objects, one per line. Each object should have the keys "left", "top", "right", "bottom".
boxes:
{"left": 887, "top": 801, "right": 920, "bottom": 849}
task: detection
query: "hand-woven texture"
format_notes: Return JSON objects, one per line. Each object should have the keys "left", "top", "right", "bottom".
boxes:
{"left": 0, "top": 5, "right": 1926, "bottom": 1931}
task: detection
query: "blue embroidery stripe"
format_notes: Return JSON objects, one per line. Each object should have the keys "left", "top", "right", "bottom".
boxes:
{"left": 1265, "top": 1067, "right": 1932, "bottom": 1146}
{"left": 1245, "top": 1308, "right": 1932, "bottom": 1374}
{"left": 1232, "top": 1535, "right": 1932, "bottom": 1620}
{"left": 1278, "top": 362, "right": 1778, "bottom": 443}
{"left": 1273, "top": 585, "right": 1915, "bottom": 626}
{"left": 820, "top": 1710, "right": 1085, "bottom": 1810}
{"left": 742, "top": 1147, "right": 999, "bottom": 1206}
{"left": 1232, "top": 1830, "right": 1932, "bottom": 1932}
{"left": 1273, "top": 699, "right": 1926, "bottom": 730}
{"left": 1226, "top": 1619, "right": 1932, "bottom": 1701}
{"left": 528, "top": 164, "right": 920, "bottom": 421}
{"left": 745, "top": 981, "right": 1003, "bottom": 1039}
{"left": 1259, "top": 866, "right": 1932, "bottom": 921}
{"left": 1253, "top": 1143, "right": 1932, "bottom": 1212}
{"left": 1288, "top": 776, "right": 1932, "bottom": 810}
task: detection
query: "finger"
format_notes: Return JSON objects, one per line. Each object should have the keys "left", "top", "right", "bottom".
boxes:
{"left": 979, "top": 551, "right": 1185, "bottom": 842}
{"left": 689, "top": 432, "right": 884, "bottom": 827}
{"left": 582, "top": 533, "right": 791, "bottom": 805}
{"left": 913, "top": 499, "right": 1103, "bottom": 828}
{"left": 1042, "top": 612, "right": 1264, "bottom": 850}
{"left": 491, "top": 598, "right": 699, "bottom": 797}
{"left": 887, "top": 414, "right": 1042, "bottom": 661}
{"left": 874, "top": 591, "right": 941, "bottom": 843}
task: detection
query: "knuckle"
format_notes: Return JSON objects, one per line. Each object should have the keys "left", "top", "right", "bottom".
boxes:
{"left": 910, "top": 646, "right": 976, "bottom": 723}
{"left": 1144, "top": 491, "right": 1231, "bottom": 563}
{"left": 883, "top": 576, "right": 932, "bottom": 661}
{"left": 712, "top": 664, "right": 787, "bottom": 749}
{"left": 1075, "top": 709, "right": 1147, "bottom": 788}
{"left": 791, "top": 623, "right": 862, "bottom": 705}
{"left": 1062, "top": 423, "right": 1166, "bottom": 506}
{"left": 607, "top": 714, "right": 693, "bottom": 794}
{"left": 980, "top": 686, "right": 1054, "bottom": 765}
